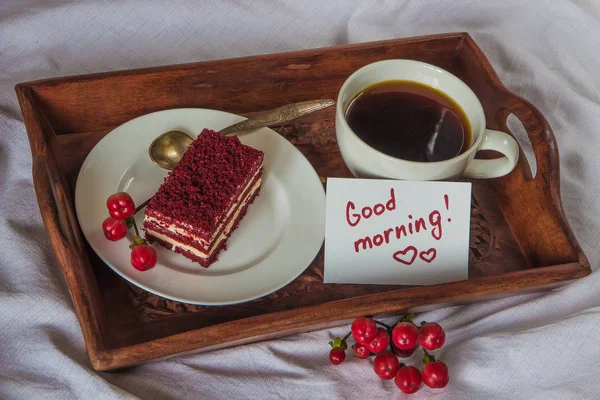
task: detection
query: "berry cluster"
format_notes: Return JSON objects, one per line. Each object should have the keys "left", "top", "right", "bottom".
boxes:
{"left": 328, "top": 314, "right": 448, "bottom": 394}
{"left": 102, "top": 192, "right": 157, "bottom": 271}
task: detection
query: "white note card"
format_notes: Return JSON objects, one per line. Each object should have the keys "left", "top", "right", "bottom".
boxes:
{"left": 324, "top": 178, "right": 472, "bottom": 285}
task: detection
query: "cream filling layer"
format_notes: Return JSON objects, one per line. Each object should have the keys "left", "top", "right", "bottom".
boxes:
{"left": 146, "top": 230, "right": 208, "bottom": 258}
{"left": 146, "top": 165, "right": 262, "bottom": 246}
{"left": 146, "top": 178, "right": 262, "bottom": 258}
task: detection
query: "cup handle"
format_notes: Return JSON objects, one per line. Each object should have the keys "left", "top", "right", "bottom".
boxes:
{"left": 462, "top": 129, "right": 519, "bottom": 179}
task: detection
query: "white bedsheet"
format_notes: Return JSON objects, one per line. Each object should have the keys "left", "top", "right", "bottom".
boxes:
{"left": 1, "top": 1, "right": 600, "bottom": 398}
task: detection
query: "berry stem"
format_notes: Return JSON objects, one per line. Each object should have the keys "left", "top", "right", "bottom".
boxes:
{"left": 131, "top": 217, "right": 141, "bottom": 237}
{"left": 374, "top": 320, "right": 392, "bottom": 330}
{"left": 134, "top": 198, "right": 151, "bottom": 214}
{"left": 422, "top": 349, "right": 437, "bottom": 364}
{"left": 399, "top": 313, "right": 417, "bottom": 324}
{"left": 342, "top": 331, "right": 352, "bottom": 342}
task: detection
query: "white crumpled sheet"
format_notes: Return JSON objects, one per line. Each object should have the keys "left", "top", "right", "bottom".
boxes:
{"left": 1, "top": 1, "right": 600, "bottom": 399}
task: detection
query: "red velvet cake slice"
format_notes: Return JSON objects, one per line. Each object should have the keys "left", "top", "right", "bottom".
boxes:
{"left": 143, "top": 129, "right": 264, "bottom": 267}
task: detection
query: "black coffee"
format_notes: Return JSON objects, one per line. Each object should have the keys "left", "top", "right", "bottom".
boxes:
{"left": 345, "top": 80, "right": 471, "bottom": 162}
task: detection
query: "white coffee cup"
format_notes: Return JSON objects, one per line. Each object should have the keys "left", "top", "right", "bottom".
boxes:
{"left": 335, "top": 59, "right": 519, "bottom": 180}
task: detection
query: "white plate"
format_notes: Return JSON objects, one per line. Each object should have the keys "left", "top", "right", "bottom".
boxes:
{"left": 75, "top": 108, "right": 325, "bottom": 305}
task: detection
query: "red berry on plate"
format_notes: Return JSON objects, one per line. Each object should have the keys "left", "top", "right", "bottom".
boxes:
{"left": 367, "top": 327, "right": 390, "bottom": 354}
{"left": 329, "top": 348, "right": 346, "bottom": 365}
{"left": 422, "top": 361, "right": 449, "bottom": 389}
{"left": 373, "top": 351, "right": 400, "bottom": 380}
{"left": 353, "top": 343, "right": 370, "bottom": 359}
{"left": 395, "top": 365, "right": 422, "bottom": 394}
{"left": 392, "top": 322, "right": 419, "bottom": 350}
{"left": 418, "top": 322, "right": 446, "bottom": 351}
{"left": 102, "top": 217, "right": 127, "bottom": 241}
{"left": 351, "top": 317, "right": 378, "bottom": 345}
{"left": 106, "top": 192, "right": 136, "bottom": 219}
{"left": 131, "top": 245, "right": 157, "bottom": 271}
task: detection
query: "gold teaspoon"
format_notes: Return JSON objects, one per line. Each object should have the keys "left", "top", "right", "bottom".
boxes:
{"left": 149, "top": 99, "right": 335, "bottom": 170}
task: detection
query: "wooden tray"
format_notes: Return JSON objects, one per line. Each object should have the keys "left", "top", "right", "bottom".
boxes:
{"left": 16, "top": 32, "right": 590, "bottom": 371}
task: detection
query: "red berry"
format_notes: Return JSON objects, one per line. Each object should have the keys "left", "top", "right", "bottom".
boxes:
{"left": 102, "top": 217, "right": 127, "bottom": 241}
{"left": 351, "top": 317, "right": 378, "bottom": 345}
{"left": 392, "top": 322, "right": 419, "bottom": 350}
{"left": 131, "top": 245, "right": 157, "bottom": 271}
{"left": 422, "top": 361, "right": 449, "bottom": 389}
{"left": 373, "top": 351, "right": 400, "bottom": 380}
{"left": 329, "top": 348, "right": 346, "bottom": 365}
{"left": 106, "top": 192, "right": 136, "bottom": 219}
{"left": 395, "top": 365, "right": 422, "bottom": 394}
{"left": 367, "top": 327, "right": 390, "bottom": 354}
{"left": 353, "top": 343, "right": 370, "bottom": 359}
{"left": 393, "top": 345, "right": 417, "bottom": 358}
{"left": 418, "top": 322, "right": 446, "bottom": 351}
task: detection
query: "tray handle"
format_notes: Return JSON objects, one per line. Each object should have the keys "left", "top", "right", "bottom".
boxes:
{"left": 32, "top": 154, "right": 85, "bottom": 258}
{"left": 44, "top": 157, "right": 79, "bottom": 248}
{"left": 498, "top": 92, "right": 560, "bottom": 187}
{"left": 487, "top": 90, "right": 585, "bottom": 268}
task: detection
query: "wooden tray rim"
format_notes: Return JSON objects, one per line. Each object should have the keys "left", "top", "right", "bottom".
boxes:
{"left": 15, "top": 32, "right": 591, "bottom": 371}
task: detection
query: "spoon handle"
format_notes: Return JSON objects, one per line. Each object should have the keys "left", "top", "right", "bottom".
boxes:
{"left": 218, "top": 99, "right": 335, "bottom": 135}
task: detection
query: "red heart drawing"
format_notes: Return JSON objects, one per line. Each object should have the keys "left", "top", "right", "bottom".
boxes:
{"left": 419, "top": 248, "right": 437, "bottom": 263}
{"left": 392, "top": 246, "right": 418, "bottom": 265}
